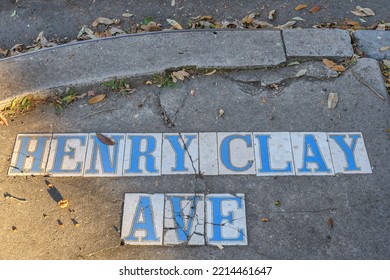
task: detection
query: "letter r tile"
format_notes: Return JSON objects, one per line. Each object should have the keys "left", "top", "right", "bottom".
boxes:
{"left": 123, "top": 133, "right": 162, "bottom": 176}
{"left": 206, "top": 194, "right": 248, "bottom": 246}
{"left": 8, "top": 134, "right": 52, "bottom": 176}
{"left": 121, "top": 193, "right": 164, "bottom": 245}
{"left": 46, "top": 133, "right": 89, "bottom": 176}
{"left": 327, "top": 132, "right": 372, "bottom": 174}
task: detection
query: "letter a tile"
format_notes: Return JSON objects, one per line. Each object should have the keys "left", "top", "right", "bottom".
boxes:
{"left": 206, "top": 194, "right": 248, "bottom": 246}
{"left": 164, "top": 194, "right": 205, "bottom": 245}
{"left": 121, "top": 193, "right": 164, "bottom": 245}
{"left": 8, "top": 134, "right": 52, "bottom": 176}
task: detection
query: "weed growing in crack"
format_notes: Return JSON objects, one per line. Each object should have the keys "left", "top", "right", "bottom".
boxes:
{"left": 102, "top": 78, "right": 135, "bottom": 96}
{"left": 54, "top": 88, "right": 77, "bottom": 115}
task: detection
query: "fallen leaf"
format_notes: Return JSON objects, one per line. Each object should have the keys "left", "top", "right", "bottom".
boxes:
{"left": 94, "top": 17, "right": 114, "bottom": 25}
{"left": 287, "top": 61, "right": 300, "bottom": 66}
{"left": 200, "top": 15, "right": 213, "bottom": 20}
{"left": 58, "top": 199, "right": 69, "bottom": 209}
{"left": 145, "top": 80, "right": 153, "bottom": 85}
{"left": 172, "top": 70, "right": 190, "bottom": 81}
{"left": 261, "top": 217, "right": 269, "bottom": 222}
{"left": 274, "top": 200, "right": 281, "bottom": 206}
{"left": 140, "top": 22, "right": 162, "bottom": 32}
{"left": 96, "top": 133, "right": 116, "bottom": 145}
{"left": 167, "top": 18, "right": 183, "bottom": 30}
{"left": 309, "top": 5, "right": 321, "bottom": 13}
{"left": 295, "top": 69, "right": 307, "bottom": 77}
{"left": 275, "top": 21, "right": 296, "bottom": 29}
{"left": 122, "top": 13, "right": 134, "bottom": 18}
{"left": 327, "top": 217, "right": 334, "bottom": 229}
{"left": 204, "top": 69, "right": 217, "bottom": 76}
{"left": 359, "top": 18, "right": 367, "bottom": 23}
{"left": 292, "top": 17, "right": 305, "bottom": 21}
{"left": 268, "top": 10, "right": 276, "bottom": 20}
{"left": 242, "top": 13, "right": 256, "bottom": 24}
{"left": 295, "top": 4, "right": 308, "bottom": 11}
{"left": 328, "top": 92, "right": 339, "bottom": 109}
{"left": 218, "top": 108, "right": 225, "bottom": 118}
{"left": 379, "top": 46, "right": 390, "bottom": 52}
{"left": 0, "top": 112, "right": 9, "bottom": 126}
{"left": 217, "top": 244, "right": 224, "bottom": 250}
{"left": 171, "top": 0, "right": 176, "bottom": 6}
{"left": 376, "top": 23, "right": 386, "bottom": 30}
{"left": 260, "top": 97, "right": 267, "bottom": 103}
{"left": 252, "top": 20, "right": 274, "bottom": 28}
{"left": 10, "top": 10, "right": 17, "bottom": 17}
{"left": 345, "top": 20, "right": 360, "bottom": 26}
{"left": 109, "top": 27, "right": 126, "bottom": 35}
{"left": 88, "top": 94, "right": 106, "bottom": 104}
{"left": 190, "top": 89, "right": 196, "bottom": 96}
{"left": 351, "top": 6, "right": 375, "bottom": 17}
{"left": 323, "top": 58, "right": 346, "bottom": 72}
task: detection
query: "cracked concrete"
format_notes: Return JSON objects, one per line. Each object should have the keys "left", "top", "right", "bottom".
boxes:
{"left": 0, "top": 58, "right": 389, "bottom": 259}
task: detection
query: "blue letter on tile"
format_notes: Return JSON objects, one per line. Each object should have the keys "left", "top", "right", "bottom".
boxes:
{"left": 11, "top": 136, "right": 50, "bottom": 174}
{"left": 126, "top": 196, "right": 159, "bottom": 241}
{"left": 165, "top": 135, "right": 195, "bottom": 172}
{"left": 169, "top": 196, "right": 200, "bottom": 241}
{"left": 86, "top": 135, "right": 124, "bottom": 174}
{"left": 329, "top": 134, "right": 361, "bottom": 171}
{"left": 125, "top": 136, "right": 158, "bottom": 174}
{"left": 49, "top": 135, "right": 86, "bottom": 173}
{"left": 255, "top": 135, "right": 292, "bottom": 173}
{"left": 208, "top": 197, "right": 244, "bottom": 242}
{"left": 221, "top": 134, "right": 253, "bottom": 172}
{"left": 299, "top": 134, "right": 331, "bottom": 173}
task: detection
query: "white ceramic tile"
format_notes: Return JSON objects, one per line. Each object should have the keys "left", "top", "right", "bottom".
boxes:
{"left": 253, "top": 132, "right": 295, "bottom": 176}
{"left": 46, "top": 133, "right": 89, "bottom": 176}
{"left": 84, "top": 133, "right": 125, "bottom": 176}
{"left": 164, "top": 194, "right": 205, "bottom": 245}
{"left": 162, "top": 133, "right": 199, "bottom": 175}
{"left": 328, "top": 132, "right": 372, "bottom": 174}
{"left": 206, "top": 194, "right": 247, "bottom": 246}
{"left": 123, "top": 133, "right": 162, "bottom": 176}
{"left": 121, "top": 193, "right": 164, "bottom": 245}
{"left": 199, "top": 133, "right": 218, "bottom": 175}
{"left": 8, "top": 134, "right": 52, "bottom": 176}
{"left": 217, "top": 132, "right": 255, "bottom": 175}
{"left": 291, "top": 132, "right": 334, "bottom": 175}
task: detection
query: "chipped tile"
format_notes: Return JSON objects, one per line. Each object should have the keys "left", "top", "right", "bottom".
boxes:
{"left": 206, "top": 193, "right": 248, "bottom": 246}
{"left": 253, "top": 132, "right": 295, "bottom": 176}
{"left": 199, "top": 133, "right": 218, "bottom": 175}
{"left": 164, "top": 193, "right": 205, "bottom": 245}
{"left": 328, "top": 132, "right": 372, "bottom": 174}
{"left": 121, "top": 193, "right": 165, "bottom": 245}
{"left": 46, "top": 133, "right": 89, "bottom": 176}
{"left": 291, "top": 132, "right": 334, "bottom": 175}
{"left": 84, "top": 133, "right": 125, "bottom": 176}
{"left": 217, "top": 133, "right": 255, "bottom": 175}
{"left": 162, "top": 133, "right": 199, "bottom": 175}
{"left": 123, "top": 133, "right": 162, "bottom": 176}
{"left": 8, "top": 134, "right": 52, "bottom": 176}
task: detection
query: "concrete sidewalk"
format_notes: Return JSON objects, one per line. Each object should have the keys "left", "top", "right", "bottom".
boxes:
{"left": 0, "top": 28, "right": 389, "bottom": 260}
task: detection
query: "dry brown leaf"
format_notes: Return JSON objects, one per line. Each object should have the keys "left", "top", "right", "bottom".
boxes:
{"left": 328, "top": 92, "right": 339, "bottom": 110}
{"left": 261, "top": 217, "right": 269, "bottom": 222}
{"left": 94, "top": 17, "right": 114, "bottom": 25}
{"left": 96, "top": 133, "right": 116, "bottom": 145}
{"left": 295, "top": 69, "right": 307, "bottom": 77}
{"left": 268, "top": 9, "right": 276, "bottom": 20}
{"left": 351, "top": 6, "right": 375, "bottom": 17}
{"left": 218, "top": 108, "right": 225, "bottom": 118}
{"left": 242, "top": 13, "right": 256, "bottom": 24}
{"left": 345, "top": 20, "right": 360, "bottom": 26}
{"left": 88, "top": 94, "right": 106, "bottom": 104}
{"left": 252, "top": 20, "right": 274, "bottom": 28}
{"left": 295, "top": 4, "right": 308, "bottom": 11}
{"left": 200, "top": 15, "right": 213, "bottom": 20}
{"left": 204, "top": 69, "right": 217, "bottom": 76}
{"left": 323, "top": 58, "right": 346, "bottom": 72}
{"left": 122, "top": 13, "right": 134, "bottom": 18}
{"left": 309, "top": 5, "right": 321, "bottom": 13}
{"left": 0, "top": 112, "right": 9, "bottom": 126}
{"left": 58, "top": 199, "right": 69, "bottom": 209}
{"left": 172, "top": 70, "right": 190, "bottom": 81}
{"left": 140, "top": 22, "right": 162, "bottom": 32}
{"left": 379, "top": 46, "right": 390, "bottom": 52}
{"left": 275, "top": 21, "right": 296, "bottom": 29}
{"left": 145, "top": 80, "right": 153, "bottom": 85}
{"left": 167, "top": 19, "right": 183, "bottom": 30}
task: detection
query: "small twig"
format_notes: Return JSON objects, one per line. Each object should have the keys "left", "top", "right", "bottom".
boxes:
{"left": 4, "top": 192, "right": 27, "bottom": 202}
{"left": 351, "top": 70, "right": 386, "bottom": 101}
{"left": 82, "top": 108, "right": 116, "bottom": 118}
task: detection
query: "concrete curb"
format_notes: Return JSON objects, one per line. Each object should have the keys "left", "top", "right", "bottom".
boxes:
{"left": 353, "top": 30, "right": 390, "bottom": 60}
{"left": 0, "top": 29, "right": 354, "bottom": 108}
